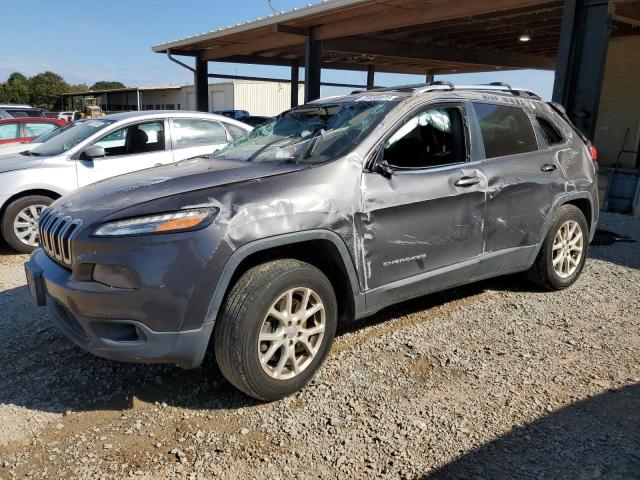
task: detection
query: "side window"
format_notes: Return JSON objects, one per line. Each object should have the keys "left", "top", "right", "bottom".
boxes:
{"left": 173, "top": 119, "right": 229, "bottom": 148}
{"left": 535, "top": 115, "right": 564, "bottom": 147}
{"left": 383, "top": 106, "right": 466, "bottom": 169}
{"left": 0, "top": 122, "right": 20, "bottom": 140}
{"left": 94, "top": 121, "right": 165, "bottom": 157}
{"left": 25, "top": 122, "right": 57, "bottom": 137}
{"left": 224, "top": 122, "right": 248, "bottom": 140}
{"left": 473, "top": 103, "right": 538, "bottom": 159}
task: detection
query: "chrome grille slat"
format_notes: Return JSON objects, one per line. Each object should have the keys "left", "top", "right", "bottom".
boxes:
{"left": 39, "top": 211, "right": 56, "bottom": 251}
{"left": 37, "top": 209, "right": 82, "bottom": 268}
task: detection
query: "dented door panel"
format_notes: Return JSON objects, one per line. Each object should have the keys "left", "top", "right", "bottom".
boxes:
{"left": 478, "top": 150, "right": 566, "bottom": 253}
{"left": 359, "top": 165, "right": 485, "bottom": 290}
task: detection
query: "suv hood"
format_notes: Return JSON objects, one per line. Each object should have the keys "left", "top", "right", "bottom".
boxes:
{"left": 0, "top": 153, "right": 44, "bottom": 173}
{"left": 52, "top": 156, "right": 308, "bottom": 223}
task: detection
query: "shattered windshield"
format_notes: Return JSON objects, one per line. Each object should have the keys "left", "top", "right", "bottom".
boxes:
{"left": 214, "top": 99, "right": 400, "bottom": 164}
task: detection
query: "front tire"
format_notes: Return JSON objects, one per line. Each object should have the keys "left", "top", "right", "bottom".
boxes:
{"left": 1, "top": 195, "right": 53, "bottom": 253}
{"left": 214, "top": 259, "right": 337, "bottom": 401}
{"left": 525, "top": 204, "right": 589, "bottom": 290}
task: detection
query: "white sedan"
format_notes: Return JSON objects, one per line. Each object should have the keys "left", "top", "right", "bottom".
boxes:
{"left": 0, "top": 111, "right": 252, "bottom": 252}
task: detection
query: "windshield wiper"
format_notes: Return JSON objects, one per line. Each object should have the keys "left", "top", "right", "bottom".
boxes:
{"left": 20, "top": 150, "right": 40, "bottom": 156}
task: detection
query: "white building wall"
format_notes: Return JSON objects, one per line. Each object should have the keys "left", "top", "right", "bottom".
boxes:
{"left": 209, "top": 84, "right": 234, "bottom": 111}
{"left": 232, "top": 81, "right": 304, "bottom": 116}
{"left": 136, "top": 81, "right": 305, "bottom": 114}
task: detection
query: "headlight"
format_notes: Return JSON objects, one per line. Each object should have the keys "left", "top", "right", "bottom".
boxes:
{"left": 93, "top": 207, "right": 218, "bottom": 237}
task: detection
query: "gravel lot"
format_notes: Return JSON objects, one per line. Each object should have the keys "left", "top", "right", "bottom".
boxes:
{"left": 0, "top": 211, "right": 638, "bottom": 480}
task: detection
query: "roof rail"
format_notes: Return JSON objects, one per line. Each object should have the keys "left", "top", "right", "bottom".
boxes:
{"left": 412, "top": 82, "right": 541, "bottom": 100}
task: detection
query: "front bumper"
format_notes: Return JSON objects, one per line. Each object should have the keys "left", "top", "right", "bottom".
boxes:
{"left": 25, "top": 249, "right": 213, "bottom": 369}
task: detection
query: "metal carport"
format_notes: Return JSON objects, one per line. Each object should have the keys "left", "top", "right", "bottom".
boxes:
{"left": 152, "top": 0, "right": 640, "bottom": 143}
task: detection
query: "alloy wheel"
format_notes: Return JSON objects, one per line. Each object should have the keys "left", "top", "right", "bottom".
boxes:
{"left": 552, "top": 219, "right": 583, "bottom": 278}
{"left": 258, "top": 287, "right": 326, "bottom": 380}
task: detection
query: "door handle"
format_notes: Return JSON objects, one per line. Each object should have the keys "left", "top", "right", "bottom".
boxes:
{"left": 541, "top": 163, "right": 557, "bottom": 172}
{"left": 454, "top": 176, "right": 481, "bottom": 187}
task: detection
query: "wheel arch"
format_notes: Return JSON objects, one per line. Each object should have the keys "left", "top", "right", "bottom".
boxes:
{"left": 528, "top": 191, "right": 597, "bottom": 264}
{"left": 204, "top": 230, "right": 365, "bottom": 328}
{"left": 563, "top": 197, "right": 592, "bottom": 227}
{"left": 0, "top": 188, "right": 62, "bottom": 221}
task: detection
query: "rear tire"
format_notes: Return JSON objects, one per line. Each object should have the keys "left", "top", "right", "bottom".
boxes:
{"left": 525, "top": 204, "right": 589, "bottom": 290}
{"left": 1, "top": 195, "right": 53, "bottom": 253}
{"left": 214, "top": 259, "right": 337, "bottom": 401}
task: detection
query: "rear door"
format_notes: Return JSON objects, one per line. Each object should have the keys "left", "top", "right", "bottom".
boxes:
{"left": 471, "top": 102, "right": 565, "bottom": 255}
{"left": 76, "top": 119, "right": 172, "bottom": 187}
{"left": 360, "top": 102, "right": 485, "bottom": 290}
{"left": 170, "top": 118, "right": 231, "bottom": 161}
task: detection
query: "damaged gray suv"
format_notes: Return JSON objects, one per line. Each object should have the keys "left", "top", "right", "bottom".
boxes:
{"left": 25, "top": 83, "right": 598, "bottom": 400}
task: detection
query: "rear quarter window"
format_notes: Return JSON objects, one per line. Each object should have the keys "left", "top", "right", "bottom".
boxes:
{"left": 535, "top": 115, "right": 565, "bottom": 146}
{"left": 224, "top": 122, "right": 249, "bottom": 140}
{"left": 473, "top": 103, "right": 538, "bottom": 159}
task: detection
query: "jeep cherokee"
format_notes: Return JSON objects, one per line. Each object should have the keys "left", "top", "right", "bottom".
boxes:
{"left": 25, "top": 83, "right": 598, "bottom": 401}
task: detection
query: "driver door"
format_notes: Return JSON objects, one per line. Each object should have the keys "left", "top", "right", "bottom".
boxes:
{"left": 76, "top": 120, "right": 172, "bottom": 188}
{"left": 360, "top": 103, "right": 485, "bottom": 293}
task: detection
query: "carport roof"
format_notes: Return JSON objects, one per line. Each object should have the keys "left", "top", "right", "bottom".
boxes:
{"left": 152, "top": 0, "right": 640, "bottom": 75}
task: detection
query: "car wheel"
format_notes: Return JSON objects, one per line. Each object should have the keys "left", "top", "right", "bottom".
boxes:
{"left": 1, "top": 195, "right": 53, "bottom": 253}
{"left": 525, "top": 204, "right": 589, "bottom": 290}
{"left": 214, "top": 259, "right": 337, "bottom": 401}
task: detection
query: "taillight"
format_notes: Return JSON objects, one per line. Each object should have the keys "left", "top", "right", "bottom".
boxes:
{"left": 589, "top": 144, "right": 598, "bottom": 162}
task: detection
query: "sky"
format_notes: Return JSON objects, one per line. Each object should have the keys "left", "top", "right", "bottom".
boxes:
{"left": 0, "top": 0, "right": 555, "bottom": 99}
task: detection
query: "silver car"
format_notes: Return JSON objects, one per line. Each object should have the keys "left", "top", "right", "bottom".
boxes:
{"left": 0, "top": 111, "right": 251, "bottom": 252}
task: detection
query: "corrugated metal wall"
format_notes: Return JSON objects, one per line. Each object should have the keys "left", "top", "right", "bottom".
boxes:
{"left": 136, "top": 82, "right": 305, "bottom": 114}
{"left": 232, "top": 81, "right": 305, "bottom": 116}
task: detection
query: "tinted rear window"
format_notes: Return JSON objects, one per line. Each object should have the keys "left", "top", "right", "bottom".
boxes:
{"left": 473, "top": 103, "right": 538, "bottom": 159}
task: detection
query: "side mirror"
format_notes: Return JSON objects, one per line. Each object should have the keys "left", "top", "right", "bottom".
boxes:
{"left": 373, "top": 148, "right": 394, "bottom": 178}
{"left": 82, "top": 145, "right": 105, "bottom": 160}
{"left": 376, "top": 160, "right": 394, "bottom": 178}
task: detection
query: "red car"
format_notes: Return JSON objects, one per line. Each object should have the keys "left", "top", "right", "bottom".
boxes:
{"left": 0, "top": 117, "right": 67, "bottom": 145}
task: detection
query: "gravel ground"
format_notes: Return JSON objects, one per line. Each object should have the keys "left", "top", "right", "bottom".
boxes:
{"left": 0, "top": 211, "right": 638, "bottom": 480}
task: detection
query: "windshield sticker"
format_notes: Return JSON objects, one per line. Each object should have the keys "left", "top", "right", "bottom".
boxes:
{"left": 86, "top": 121, "right": 107, "bottom": 128}
{"left": 355, "top": 95, "right": 400, "bottom": 102}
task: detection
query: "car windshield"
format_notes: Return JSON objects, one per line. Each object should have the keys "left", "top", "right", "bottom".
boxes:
{"left": 29, "top": 119, "right": 115, "bottom": 156}
{"left": 214, "top": 99, "right": 400, "bottom": 165}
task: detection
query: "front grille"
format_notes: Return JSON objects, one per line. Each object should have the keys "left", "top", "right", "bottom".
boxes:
{"left": 38, "top": 209, "right": 82, "bottom": 267}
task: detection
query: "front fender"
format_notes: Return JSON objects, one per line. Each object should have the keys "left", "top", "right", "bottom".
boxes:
{"left": 203, "top": 229, "right": 365, "bottom": 326}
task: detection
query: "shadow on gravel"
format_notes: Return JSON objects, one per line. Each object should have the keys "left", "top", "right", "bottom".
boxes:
{"left": 0, "top": 242, "right": 17, "bottom": 256}
{"left": 589, "top": 242, "right": 640, "bottom": 270}
{"left": 338, "top": 281, "right": 488, "bottom": 337}
{"left": 337, "top": 271, "right": 550, "bottom": 337}
{"left": 0, "top": 283, "right": 258, "bottom": 414}
{"left": 424, "top": 383, "right": 640, "bottom": 480}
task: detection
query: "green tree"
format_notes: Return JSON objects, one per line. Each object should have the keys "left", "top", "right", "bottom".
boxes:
{"left": 29, "top": 71, "right": 69, "bottom": 110}
{"left": 91, "top": 81, "right": 125, "bottom": 91}
{"left": 69, "top": 83, "right": 90, "bottom": 92}
{"left": 4, "top": 72, "right": 30, "bottom": 104}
